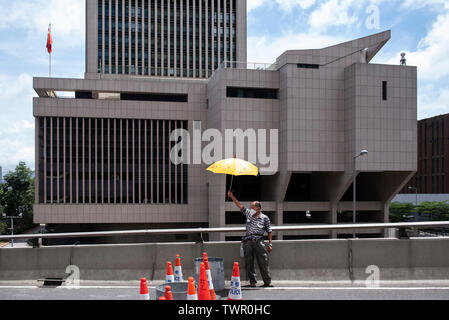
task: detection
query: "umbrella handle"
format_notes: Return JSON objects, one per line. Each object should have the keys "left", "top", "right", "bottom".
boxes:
{"left": 228, "top": 175, "right": 235, "bottom": 201}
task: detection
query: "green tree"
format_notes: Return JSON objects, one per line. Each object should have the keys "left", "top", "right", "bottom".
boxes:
{"left": 0, "top": 162, "right": 35, "bottom": 234}
{"left": 416, "top": 201, "right": 449, "bottom": 221}
{"left": 389, "top": 202, "right": 415, "bottom": 222}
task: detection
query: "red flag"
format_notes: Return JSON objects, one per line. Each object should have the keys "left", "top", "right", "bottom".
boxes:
{"left": 46, "top": 25, "right": 52, "bottom": 54}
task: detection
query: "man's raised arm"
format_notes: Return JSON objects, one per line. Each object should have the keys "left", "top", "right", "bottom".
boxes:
{"left": 228, "top": 190, "right": 244, "bottom": 211}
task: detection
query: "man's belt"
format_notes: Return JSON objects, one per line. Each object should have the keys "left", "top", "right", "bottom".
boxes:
{"left": 243, "top": 235, "right": 264, "bottom": 242}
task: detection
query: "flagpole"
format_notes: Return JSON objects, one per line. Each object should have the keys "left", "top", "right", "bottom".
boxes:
{"left": 48, "top": 23, "right": 52, "bottom": 78}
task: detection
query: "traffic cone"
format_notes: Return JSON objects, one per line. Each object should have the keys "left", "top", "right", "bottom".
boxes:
{"left": 158, "top": 297, "right": 166, "bottom": 301}
{"left": 203, "top": 257, "right": 217, "bottom": 300}
{"left": 187, "top": 277, "right": 198, "bottom": 300}
{"left": 174, "top": 254, "right": 184, "bottom": 282}
{"left": 164, "top": 285, "right": 174, "bottom": 300}
{"left": 198, "top": 262, "right": 211, "bottom": 300}
{"left": 140, "top": 278, "right": 150, "bottom": 300}
{"left": 228, "top": 262, "right": 242, "bottom": 300}
{"left": 166, "top": 261, "right": 175, "bottom": 283}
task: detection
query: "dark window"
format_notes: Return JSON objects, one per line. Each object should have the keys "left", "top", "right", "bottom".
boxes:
{"left": 226, "top": 87, "right": 278, "bottom": 99}
{"left": 75, "top": 91, "right": 93, "bottom": 99}
{"left": 382, "top": 81, "right": 388, "bottom": 101}
{"left": 297, "top": 63, "right": 319, "bottom": 69}
{"left": 120, "top": 92, "right": 188, "bottom": 102}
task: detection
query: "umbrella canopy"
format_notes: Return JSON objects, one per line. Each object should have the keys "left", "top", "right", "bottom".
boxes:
{"left": 206, "top": 158, "right": 259, "bottom": 176}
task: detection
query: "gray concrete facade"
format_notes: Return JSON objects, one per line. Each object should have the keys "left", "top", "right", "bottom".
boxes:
{"left": 33, "top": 2, "right": 417, "bottom": 241}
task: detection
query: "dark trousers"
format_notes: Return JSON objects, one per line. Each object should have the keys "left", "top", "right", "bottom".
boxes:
{"left": 243, "top": 239, "right": 272, "bottom": 285}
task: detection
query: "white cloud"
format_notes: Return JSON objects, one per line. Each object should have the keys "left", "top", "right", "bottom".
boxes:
{"left": 248, "top": 32, "right": 347, "bottom": 63}
{"left": 0, "top": 73, "right": 34, "bottom": 103}
{"left": 386, "top": 4, "right": 449, "bottom": 81}
{"left": 308, "top": 0, "right": 362, "bottom": 33}
{"left": 0, "top": 121, "right": 35, "bottom": 174}
{"left": 0, "top": 73, "right": 36, "bottom": 173}
{"left": 247, "top": 0, "right": 267, "bottom": 12}
{"left": 277, "top": 0, "right": 317, "bottom": 11}
{"left": 248, "top": 0, "right": 316, "bottom": 12}
{"left": 401, "top": 0, "right": 447, "bottom": 9}
{"left": 0, "top": 0, "right": 85, "bottom": 48}
{"left": 380, "top": 1, "right": 449, "bottom": 120}
{"left": 418, "top": 85, "right": 449, "bottom": 120}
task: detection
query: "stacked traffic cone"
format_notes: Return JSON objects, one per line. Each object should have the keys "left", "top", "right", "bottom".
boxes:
{"left": 164, "top": 285, "right": 174, "bottom": 300}
{"left": 203, "top": 256, "right": 217, "bottom": 300}
{"left": 198, "top": 262, "right": 211, "bottom": 300}
{"left": 166, "top": 261, "right": 175, "bottom": 283}
{"left": 139, "top": 278, "right": 150, "bottom": 300}
{"left": 228, "top": 262, "right": 242, "bottom": 300}
{"left": 187, "top": 277, "right": 198, "bottom": 300}
{"left": 174, "top": 254, "right": 184, "bottom": 282}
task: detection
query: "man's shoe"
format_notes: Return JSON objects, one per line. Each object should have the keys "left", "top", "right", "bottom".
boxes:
{"left": 243, "top": 283, "right": 257, "bottom": 288}
{"left": 260, "top": 283, "right": 274, "bottom": 288}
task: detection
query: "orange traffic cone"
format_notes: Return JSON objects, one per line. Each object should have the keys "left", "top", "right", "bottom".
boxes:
{"left": 228, "top": 262, "right": 242, "bottom": 300}
{"left": 140, "top": 278, "right": 150, "bottom": 300}
{"left": 187, "top": 277, "right": 198, "bottom": 300}
{"left": 164, "top": 285, "right": 174, "bottom": 300}
{"left": 166, "top": 261, "right": 175, "bottom": 283}
{"left": 174, "top": 254, "right": 184, "bottom": 282}
{"left": 158, "top": 297, "right": 166, "bottom": 301}
{"left": 198, "top": 262, "right": 211, "bottom": 300}
{"left": 203, "top": 257, "right": 217, "bottom": 300}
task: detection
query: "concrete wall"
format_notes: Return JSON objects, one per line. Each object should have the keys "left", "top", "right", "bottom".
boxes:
{"left": 1, "top": 239, "right": 449, "bottom": 282}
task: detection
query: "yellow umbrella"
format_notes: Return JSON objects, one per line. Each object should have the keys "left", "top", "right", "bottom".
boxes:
{"left": 207, "top": 158, "right": 259, "bottom": 191}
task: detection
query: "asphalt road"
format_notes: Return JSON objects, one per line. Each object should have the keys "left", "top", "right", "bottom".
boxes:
{"left": 1, "top": 284, "right": 449, "bottom": 300}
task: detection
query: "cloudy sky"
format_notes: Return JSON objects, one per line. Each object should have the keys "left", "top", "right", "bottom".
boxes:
{"left": 0, "top": 0, "right": 448, "bottom": 174}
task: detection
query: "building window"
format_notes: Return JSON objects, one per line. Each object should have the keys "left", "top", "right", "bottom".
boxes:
{"left": 382, "top": 81, "right": 388, "bottom": 101}
{"left": 297, "top": 63, "right": 319, "bottom": 69}
{"left": 120, "top": 92, "right": 188, "bottom": 102}
{"left": 226, "top": 87, "right": 278, "bottom": 99}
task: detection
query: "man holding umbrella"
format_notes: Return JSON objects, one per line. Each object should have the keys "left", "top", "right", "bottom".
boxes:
{"left": 227, "top": 190, "right": 273, "bottom": 288}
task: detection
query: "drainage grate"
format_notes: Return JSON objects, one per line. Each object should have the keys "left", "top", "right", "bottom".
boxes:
{"left": 38, "top": 277, "right": 65, "bottom": 287}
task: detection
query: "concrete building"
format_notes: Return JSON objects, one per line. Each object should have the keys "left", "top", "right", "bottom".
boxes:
{"left": 86, "top": 0, "right": 246, "bottom": 79}
{"left": 33, "top": 0, "right": 417, "bottom": 241}
{"left": 402, "top": 113, "right": 449, "bottom": 194}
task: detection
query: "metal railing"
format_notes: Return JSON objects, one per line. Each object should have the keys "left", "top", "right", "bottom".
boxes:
{"left": 1, "top": 221, "right": 449, "bottom": 242}
{"left": 218, "top": 61, "right": 278, "bottom": 71}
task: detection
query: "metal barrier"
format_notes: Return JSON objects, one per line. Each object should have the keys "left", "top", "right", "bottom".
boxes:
{"left": 218, "top": 61, "right": 278, "bottom": 71}
{"left": 0, "top": 221, "right": 448, "bottom": 242}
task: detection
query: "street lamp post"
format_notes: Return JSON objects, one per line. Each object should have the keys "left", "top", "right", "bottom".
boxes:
{"left": 1, "top": 206, "right": 25, "bottom": 248}
{"left": 353, "top": 150, "right": 368, "bottom": 238}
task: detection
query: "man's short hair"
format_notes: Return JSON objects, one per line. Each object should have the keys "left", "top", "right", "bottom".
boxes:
{"left": 254, "top": 201, "right": 262, "bottom": 210}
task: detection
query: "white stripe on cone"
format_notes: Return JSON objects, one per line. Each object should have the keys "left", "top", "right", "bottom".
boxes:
{"left": 166, "top": 275, "right": 175, "bottom": 283}
{"left": 140, "top": 293, "right": 150, "bottom": 300}
{"left": 174, "top": 266, "right": 184, "bottom": 282}
{"left": 187, "top": 293, "right": 198, "bottom": 300}
{"left": 206, "top": 269, "right": 214, "bottom": 290}
{"left": 228, "top": 276, "right": 242, "bottom": 300}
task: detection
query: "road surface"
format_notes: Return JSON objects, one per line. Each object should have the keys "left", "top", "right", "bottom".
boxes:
{"left": 1, "top": 281, "right": 449, "bottom": 300}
